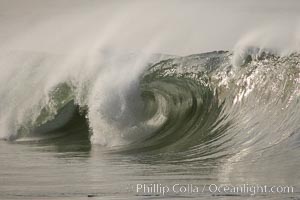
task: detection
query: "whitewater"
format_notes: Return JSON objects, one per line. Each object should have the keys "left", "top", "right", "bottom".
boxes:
{"left": 0, "top": 1, "right": 300, "bottom": 199}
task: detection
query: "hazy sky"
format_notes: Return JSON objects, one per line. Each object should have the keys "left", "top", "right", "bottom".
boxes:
{"left": 0, "top": 0, "right": 300, "bottom": 55}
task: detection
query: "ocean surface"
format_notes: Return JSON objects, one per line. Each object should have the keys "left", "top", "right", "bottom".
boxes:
{"left": 0, "top": 50, "right": 300, "bottom": 199}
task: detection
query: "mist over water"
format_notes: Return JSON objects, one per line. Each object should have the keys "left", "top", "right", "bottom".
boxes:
{"left": 1, "top": 0, "right": 300, "bottom": 54}
{"left": 0, "top": 0, "right": 300, "bottom": 199}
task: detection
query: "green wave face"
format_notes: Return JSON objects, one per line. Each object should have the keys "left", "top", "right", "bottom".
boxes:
{"left": 131, "top": 51, "right": 300, "bottom": 161}
{"left": 10, "top": 50, "right": 300, "bottom": 163}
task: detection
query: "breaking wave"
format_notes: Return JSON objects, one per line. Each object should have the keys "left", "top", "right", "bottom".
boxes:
{"left": 0, "top": 48, "right": 300, "bottom": 163}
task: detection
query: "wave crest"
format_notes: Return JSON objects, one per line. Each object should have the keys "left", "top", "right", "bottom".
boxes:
{"left": 1, "top": 50, "right": 300, "bottom": 163}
